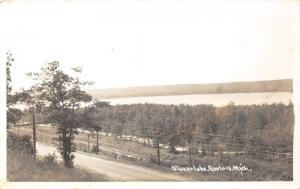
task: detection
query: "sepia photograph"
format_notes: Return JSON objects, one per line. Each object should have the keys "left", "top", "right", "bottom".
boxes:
{"left": 0, "top": 0, "right": 299, "bottom": 187}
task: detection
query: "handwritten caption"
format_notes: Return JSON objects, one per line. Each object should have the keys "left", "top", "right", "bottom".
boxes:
{"left": 171, "top": 164, "right": 252, "bottom": 175}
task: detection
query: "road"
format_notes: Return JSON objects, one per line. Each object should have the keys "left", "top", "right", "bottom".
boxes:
{"left": 36, "top": 142, "right": 187, "bottom": 181}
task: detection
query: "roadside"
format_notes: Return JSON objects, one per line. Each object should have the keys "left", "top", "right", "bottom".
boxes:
{"left": 7, "top": 132, "right": 113, "bottom": 182}
{"left": 36, "top": 142, "right": 187, "bottom": 181}
{"left": 10, "top": 126, "right": 293, "bottom": 181}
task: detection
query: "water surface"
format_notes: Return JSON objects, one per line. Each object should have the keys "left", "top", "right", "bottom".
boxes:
{"left": 103, "top": 92, "right": 293, "bottom": 107}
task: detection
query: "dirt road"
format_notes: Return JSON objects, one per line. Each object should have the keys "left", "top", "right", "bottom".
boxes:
{"left": 36, "top": 142, "right": 187, "bottom": 181}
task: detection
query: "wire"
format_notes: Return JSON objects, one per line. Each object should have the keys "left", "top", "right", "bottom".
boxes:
{"left": 15, "top": 121, "right": 292, "bottom": 155}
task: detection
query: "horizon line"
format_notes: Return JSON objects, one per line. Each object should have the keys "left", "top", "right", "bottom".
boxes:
{"left": 85, "top": 78, "right": 293, "bottom": 91}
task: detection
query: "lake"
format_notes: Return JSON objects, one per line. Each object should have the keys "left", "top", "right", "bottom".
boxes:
{"left": 103, "top": 92, "right": 293, "bottom": 107}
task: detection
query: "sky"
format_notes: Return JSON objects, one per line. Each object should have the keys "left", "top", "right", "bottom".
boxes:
{"left": 0, "top": 0, "right": 298, "bottom": 90}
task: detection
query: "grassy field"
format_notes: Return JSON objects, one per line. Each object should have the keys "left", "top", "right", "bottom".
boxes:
{"left": 7, "top": 132, "right": 112, "bottom": 182}
{"left": 11, "top": 126, "right": 293, "bottom": 181}
{"left": 12, "top": 126, "right": 158, "bottom": 160}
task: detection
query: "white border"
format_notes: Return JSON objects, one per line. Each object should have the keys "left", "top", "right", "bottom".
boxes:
{"left": 0, "top": 0, "right": 299, "bottom": 189}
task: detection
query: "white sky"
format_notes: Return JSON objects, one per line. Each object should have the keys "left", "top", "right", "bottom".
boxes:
{"left": 0, "top": 0, "right": 298, "bottom": 90}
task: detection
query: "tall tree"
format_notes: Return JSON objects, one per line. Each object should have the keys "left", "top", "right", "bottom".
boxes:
{"left": 81, "top": 100, "right": 109, "bottom": 154}
{"left": 17, "top": 86, "right": 46, "bottom": 160}
{"left": 27, "top": 61, "right": 93, "bottom": 167}
{"left": 6, "top": 52, "right": 21, "bottom": 127}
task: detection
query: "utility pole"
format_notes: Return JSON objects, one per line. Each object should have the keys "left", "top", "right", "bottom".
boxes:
{"left": 154, "top": 126, "right": 161, "bottom": 166}
{"left": 188, "top": 139, "right": 192, "bottom": 166}
{"left": 40, "top": 128, "right": 43, "bottom": 142}
{"left": 157, "top": 137, "right": 160, "bottom": 165}
{"left": 87, "top": 133, "right": 90, "bottom": 152}
{"left": 32, "top": 110, "right": 37, "bottom": 160}
{"left": 96, "top": 131, "right": 99, "bottom": 155}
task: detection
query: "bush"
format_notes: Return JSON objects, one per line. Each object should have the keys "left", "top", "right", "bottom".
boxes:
{"left": 7, "top": 132, "right": 34, "bottom": 154}
{"left": 149, "top": 155, "right": 157, "bottom": 164}
{"left": 168, "top": 145, "right": 179, "bottom": 154}
{"left": 43, "top": 152, "right": 57, "bottom": 164}
{"left": 91, "top": 145, "right": 99, "bottom": 154}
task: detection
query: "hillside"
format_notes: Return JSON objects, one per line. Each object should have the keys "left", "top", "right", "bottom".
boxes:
{"left": 87, "top": 79, "right": 293, "bottom": 99}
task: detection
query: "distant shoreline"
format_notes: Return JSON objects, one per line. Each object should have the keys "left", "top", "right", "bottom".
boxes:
{"left": 100, "top": 92, "right": 293, "bottom": 107}
{"left": 87, "top": 79, "right": 293, "bottom": 99}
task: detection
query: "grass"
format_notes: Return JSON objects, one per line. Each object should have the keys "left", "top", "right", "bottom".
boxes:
{"left": 14, "top": 126, "right": 157, "bottom": 159}
{"left": 158, "top": 153, "right": 292, "bottom": 181}
{"left": 7, "top": 132, "right": 112, "bottom": 182}
{"left": 11, "top": 127, "right": 293, "bottom": 181}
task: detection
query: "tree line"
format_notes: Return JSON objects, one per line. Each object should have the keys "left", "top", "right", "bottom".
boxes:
{"left": 19, "top": 95, "right": 294, "bottom": 165}
{"left": 85, "top": 102, "right": 294, "bottom": 154}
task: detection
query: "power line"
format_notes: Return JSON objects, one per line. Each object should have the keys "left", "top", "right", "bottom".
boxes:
{"left": 201, "top": 143, "right": 291, "bottom": 156}
{"left": 15, "top": 121, "right": 292, "bottom": 155}
{"left": 208, "top": 140, "right": 289, "bottom": 151}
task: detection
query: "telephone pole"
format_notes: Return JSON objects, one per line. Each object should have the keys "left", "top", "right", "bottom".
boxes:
{"left": 32, "top": 110, "right": 37, "bottom": 160}
{"left": 157, "top": 137, "right": 160, "bottom": 165}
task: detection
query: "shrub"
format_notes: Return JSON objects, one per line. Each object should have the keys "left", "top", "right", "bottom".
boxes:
{"left": 91, "top": 145, "right": 99, "bottom": 154}
{"left": 168, "top": 145, "right": 179, "bottom": 154}
{"left": 7, "top": 132, "right": 34, "bottom": 154}
{"left": 149, "top": 155, "right": 157, "bottom": 164}
{"left": 43, "top": 152, "right": 57, "bottom": 164}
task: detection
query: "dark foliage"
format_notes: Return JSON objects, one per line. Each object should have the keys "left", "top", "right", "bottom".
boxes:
{"left": 7, "top": 132, "right": 34, "bottom": 155}
{"left": 88, "top": 102, "right": 294, "bottom": 156}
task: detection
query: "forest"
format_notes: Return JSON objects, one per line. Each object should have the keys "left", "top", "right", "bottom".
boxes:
{"left": 84, "top": 102, "right": 294, "bottom": 156}
{"left": 21, "top": 101, "right": 294, "bottom": 159}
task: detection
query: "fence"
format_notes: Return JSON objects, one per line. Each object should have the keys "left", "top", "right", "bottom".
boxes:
{"left": 11, "top": 121, "right": 293, "bottom": 166}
